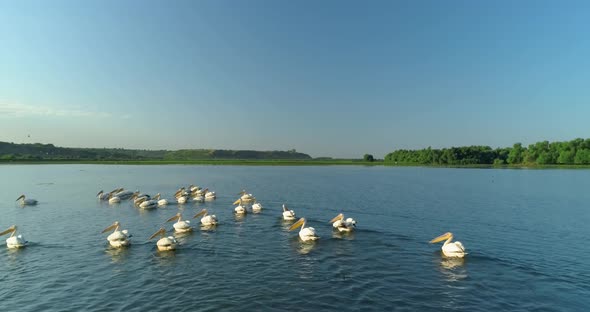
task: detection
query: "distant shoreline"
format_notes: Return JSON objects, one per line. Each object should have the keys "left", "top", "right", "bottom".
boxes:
{"left": 2, "top": 159, "right": 590, "bottom": 169}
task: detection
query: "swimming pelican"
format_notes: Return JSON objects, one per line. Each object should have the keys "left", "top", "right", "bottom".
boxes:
{"left": 166, "top": 213, "right": 193, "bottom": 233}
{"left": 205, "top": 189, "right": 216, "bottom": 200}
{"left": 136, "top": 197, "right": 157, "bottom": 209}
{"left": 289, "top": 218, "right": 319, "bottom": 242}
{"left": 193, "top": 209, "right": 218, "bottom": 226}
{"left": 282, "top": 204, "right": 296, "bottom": 220}
{"left": 233, "top": 190, "right": 255, "bottom": 204}
{"left": 101, "top": 221, "right": 131, "bottom": 248}
{"left": 16, "top": 195, "right": 37, "bottom": 206}
{"left": 149, "top": 228, "right": 177, "bottom": 251}
{"left": 329, "top": 213, "right": 357, "bottom": 232}
{"left": 153, "top": 193, "right": 168, "bottom": 206}
{"left": 192, "top": 194, "right": 205, "bottom": 202}
{"left": 235, "top": 199, "right": 247, "bottom": 214}
{"left": 0, "top": 225, "right": 27, "bottom": 248}
{"left": 251, "top": 201, "right": 263, "bottom": 213}
{"left": 430, "top": 232, "right": 467, "bottom": 258}
{"left": 189, "top": 185, "right": 201, "bottom": 193}
{"left": 96, "top": 190, "right": 111, "bottom": 201}
{"left": 114, "top": 189, "right": 134, "bottom": 200}
{"left": 192, "top": 187, "right": 206, "bottom": 197}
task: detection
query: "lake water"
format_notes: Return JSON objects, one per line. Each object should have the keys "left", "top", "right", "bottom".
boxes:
{"left": 0, "top": 165, "right": 588, "bottom": 311}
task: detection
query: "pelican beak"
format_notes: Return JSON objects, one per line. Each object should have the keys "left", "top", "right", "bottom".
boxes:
{"left": 96, "top": 190, "right": 103, "bottom": 196}
{"left": 149, "top": 228, "right": 166, "bottom": 240}
{"left": 16, "top": 195, "right": 25, "bottom": 201}
{"left": 430, "top": 232, "right": 452, "bottom": 244}
{"left": 289, "top": 218, "right": 305, "bottom": 231}
{"left": 329, "top": 213, "right": 344, "bottom": 223}
{"left": 193, "top": 209, "right": 207, "bottom": 219}
{"left": 101, "top": 223, "right": 118, "bottom": 233}
{"left": 0, "top": 225, "right": 16, "bottom": 236}
{"left": 233, "top": 199, "right": 240, "bottom": 205}
{"left": 166, "top": 214, "right": 181, "bottom": 222}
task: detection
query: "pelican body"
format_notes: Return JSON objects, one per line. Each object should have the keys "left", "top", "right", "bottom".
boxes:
{"left": 194, "top": 209, "right": 218, "bottom": 226}
{"left": 251, "top": 201, "right": 263, "bottom": 213}
{"left": 16, "top": 195, "right": 37, "bottom": 206}
{"left": 235, "top": 200, "right": 247, "bottom": 214}
{"left": 330, "top": 213, "right": 357, "bottom": 232}
{"left": 167, "top": 213, "right": 193, "bottom": 233}
{"left": 282, "top": 204, "right": 296, "bottom": 220}
{"left": 0, "top": 225, "right": 27, "bottom": 248}
{"left": 102, "top": 222, "right": 131, "bottom": 248}
{"left": 153, "top": 193, "right": 168, "bottom": 206}
{"left": 233, "top": 190, "right": 255, "bottom": 205}
{"left": 205, "top": 190, "right": 216, "bottom": 200}
{"left": 289, "top": 218, "right": 319, "bottom": 242}
{"left": 430, "top": 232, "right": 466, "bottom": 258}
{"left": 149, "top": 228, "right": 177, "bottom": 251}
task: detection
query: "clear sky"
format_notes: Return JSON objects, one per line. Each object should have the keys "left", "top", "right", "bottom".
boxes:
{"left": 1, "top": 0, "right": 589, "bottom": 158}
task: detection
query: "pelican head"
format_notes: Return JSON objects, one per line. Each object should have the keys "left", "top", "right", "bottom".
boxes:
{"left": 193, "top": 209, "right": 208, "bottom": 219}
{"left": 289, "top": 218, "right": 306, "bottom": 231}
{"left": 154, "top": 193, "right": 161, "bottom": 200}
{"left": 329, "top": 213, "right": 344, "bottom": 224}
{"left": 102, "top": 221, "right": 121, "bottom": 233}
{"left": 16, "top": 195, "right": 25, "bottom": 201}
{"left": 0, "top": 225, "right": 17, "bottom": 236}
{"left": 430, "top": 232, "right": 453, "bottom": 244}
{"left": 166, "top": 213, "right": 182, "bottom": 223}
{"left": 282, "top": 204, "right": 289, "bottom": 212}
{"left": 96, "top": 190, "right": 104, "bottom": 197}
{"left": 149, "top": 228, "right": 167, "bottom": 240}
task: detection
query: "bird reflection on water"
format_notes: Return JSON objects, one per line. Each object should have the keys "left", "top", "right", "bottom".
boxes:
{"left": 436, "top": 253, "right": 468, "bottom": 282}
{"left": 105, "top": 246, "right": 130, "bottom": 264}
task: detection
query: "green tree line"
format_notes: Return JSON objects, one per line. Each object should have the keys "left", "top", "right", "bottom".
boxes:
{"left": 384, "top": 138, "right": 590, "bottom": 165}
{"left": 0, "top": 142, "right": 311, "bottom": 161}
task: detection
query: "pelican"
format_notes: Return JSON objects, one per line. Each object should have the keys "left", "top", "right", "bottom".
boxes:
{"left": 205, "top": 189, "right": 216, "bottom": 200}
{"left": 193, "top": 188, "right": 206, "bottom": 197}
{"left": 108, "top": 193, "right": 121, "bottom": 204}
{"left": 233, "top": 190, "right": 255, "bottom": 204}
{"left": 166, "top": 213, "right": 193, "bottom": 233}
{"left": 329, "top": 213, "right": 357, "bottom": 232}
{"left": 282, "top": 204, "right": 296, "bottom": 220}
{"left": 193, "top": 209, "right": 218, "bottom": 226}
{"left": 149, "top": 228, "right": 177, "bottom": 251}
{"left": 235, "top": 199, "right": 247, "bottom": 214}
{"left": 153, "top": 193, "right": 168, "bottom": 206}
{"left": 16, "top": 195, "right": 37, "bottom": 206}
{"left": 101, "top": 221, "right": 131, "bottom": 248}
{"left": 430, "top": 232, "right": 467, "bottom": 258}
{"left": 189, "top": 185, "right": 201, "bottom": 192}
{"left": 0, "top": 225, "right": 27, "bottom": 248}
{"left": 289, "top": 218, "right": 319, "bottom": 242}
{"left": 132, "top": 193, "right": 149, "bottom": 206}
{"left": 96, "top": 190, "right": 111, "bottom": 201}
{"left": 136, "top": 197, "right": 157, "bottom": 209}
{"left": 114, "top": 189, "right": 134, "bottom": 200}
{"left": 192, "top": 194, "right": 205, "bottom": 202}
{"left": 251, "top": 201, "right": 263, "bottom": 213}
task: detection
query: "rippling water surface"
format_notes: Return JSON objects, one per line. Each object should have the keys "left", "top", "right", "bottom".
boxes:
{"left": 1, "top": 165, "right": 589, "bottom": 311}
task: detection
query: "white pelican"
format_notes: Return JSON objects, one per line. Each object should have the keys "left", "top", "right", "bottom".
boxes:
{"left": 16, "top": 195, "right": 37, "bottom": 206}
{"left": 166, "top": 213, "right": 193, "bottom": 233}
{"left": 289, "top": 218, "right": 319, "bottom": 242}
{"left": 114, "top": 189, "right": 134, "bottom": 200}
{"left": 233, "top": 190, "right": 255, "bottom": 205}
{"left": 136, "top": 197, "right": 157, "bottom": 209}
{"left": 193, "top": 188, "right": 206, "bottom": 197}
{"left": 177, "top": 195, "right": 189, "bottom": 204}
{"left": 101, "top": 221, "right": 131, "bottom": 248}
{"left": 149, "top": 228, "right": 177, "bottom": 251}
{"left": 430, "top": 232, "right": 467, "bottom": 258}
{"left": 153, "top": 193, "right": 169, "bottom": 206}
{"left": 189, "top": 185, "right": 201, "bottom": 192}
{"left": 96, "top": 190, "right": 111, "bottom": 201}
{"left": 329, "top": 213, "right": 357, "bottom": 232}
{"left": 251, "top": 201, "right": 263, "bottom": 213}
{"left": 282, "top": 204, "right": 296, "bottom": 220}
{"left": 0, "top": 225, "right": 27, "bottom": 248}
{"left": 192, "top": 194, "right": 205, "bottom": 202}
{"left": 235, "top": 199, "right": 247, "bottom": 214}
{"left": 193, "top": 209, "right": 218, "bottom": 226}
{"left": 205, "top": 189, "right": 216, "bottom": 200}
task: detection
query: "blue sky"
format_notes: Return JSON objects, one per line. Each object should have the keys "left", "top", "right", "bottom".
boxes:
{"left": 1, "top": 0, "right": 589, "bottom": 158}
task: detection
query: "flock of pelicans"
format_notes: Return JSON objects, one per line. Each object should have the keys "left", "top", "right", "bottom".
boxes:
{"left": 7, "top": 188, "right": 467, "bottom": 257}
